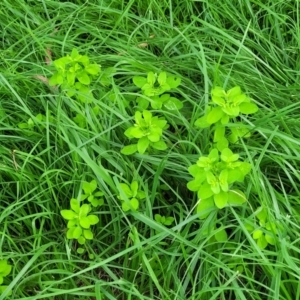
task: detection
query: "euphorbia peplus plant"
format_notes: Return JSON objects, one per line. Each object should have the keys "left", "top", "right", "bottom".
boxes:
{"left": 121, "top": 110, "right": 168, "bottom": 155}
{"left": 133, "top": 71, "right": 182, "bottom": 110}
{"left": 244, "top": 207, "right": 282, "bottom": 249}
{"left": 187, "top": 148, "right": 251, "bottom": 218}
{"left": 61, "top": 199, "right": 99, "bottom": 254}
{"left": 118, "top": 180, "right": 146, "bottom": 211}
{"left": 0, "top": 260, "right": 12, "bottom": 295}
{"left": 49, "top": 48, "right": 101, "bottom": 103}
{"left": 195, "top": 86, "right": 258, "bottom": 151}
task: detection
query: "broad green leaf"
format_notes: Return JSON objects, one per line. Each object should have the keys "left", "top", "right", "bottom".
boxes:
{"left": 216, "top": 137, "right": 229, "bottom": 151}
{"left": 0, "top": 285, "right": 12, "bottom": 296}
{"left": 87, "top": 215, "right": 99, "bottom": 225}
{"left": 137, "top": 190, "right": 146, "bottom": 199}
{"left": 256, "top": 207, "right": 267, "bottom": 223}
{"left": 67, "top": 71, "right": 76, "bottom": 86}
{"left": 158, "top": 72, "right": 167, "bottom": 85}
{"left": 124, "top": 127, "right": 144, "bottom": 139}
{"left": 152, "top": 118, "right": 167, "bottom": 129}
{"left": 230, "top": 94, "right": 247, "bottom": 105}
{"left": 61, "top": 210, "right": 77, "bottom": 220}
{"left": 142, "top": 110, "right": 152, "bottom": 123}
{"left": 82, "top": 180, "right": 97, "bottom": 195}
{"left": 71, "top": 48, "right": 80, "bottom": 60}
{"left": 85, "top": 64, "right": 101, "bottom": 75}
{"left": 227, "top": 190, "right": 247, "bottom": 205}
{"left": 67, "top": 227, "right": 75, "bottom": 239}
{"left": 198, "top": 182, "right": 214, "bottom": 199}
{"left": 188, "top": 164, "right": 203, "bottom": 177}
{"left": 227, "top": 169, "right": 244, "bottom": 183}
{"left": 77, "top": 55, "right": 89, "bottom": 65}
{"left": 154, "top": 214, "right": 162, "bottom": 223}
{"left": 209, "top": 148, "right": 219, "bottom": 161}
{"left": 227, "top": 86, "right": 241, "bottom": 97}
{"left": 253, "top": 229, "right": 263, "bottom": 239}
{"left": 146, "top": 72, "right": 156, "bottom": 86}
{"left": 222, "top": 105, "right": 240, "bottom": 117}
{"left": 221, "top": 148, "right": 234, "bottom": 162}
{"left": 78, "top": 236, "right": 86, "bottom": 245}
{"left": 221, "top": 114, "right": 230, "bottom": 124}
{"left": 70, "top": 198, "right": 80, "bottom": 213}
{"left": 166, "top": 75, "right": 181, "bottom": 88}
{"left": 214, "top": 126, "right": 225, "bottom": 142}
{"left": 80, "top": 217, "right": 91, "bottom": 229}
{"left": 49, "top": 72, "right": 64, "bottom": 86}
{"left": 77, "top": 71, "right": 90, "bottom": 85}
{"left": 84, "top": 229, "right": 93, "bottom": 240}
{"left": 148, "top": 132, "right": 161, "bottom": 142}
{"left": 265, "top": 234, "right": 275, "bottom": 245}
{"left": 151, "top": 140, "right": 167, "bottom": 150}
{"left": 257, "top": 235, "right": 268, "bottom": 249}
{"left": 215, "top": 228, "right": 228, "bottom": 242}
{"left": 219, "top": 170, "right": 228, "bottom": 192}
{"left": 73, "top": 226, "right": 83, "bottom": 239}
{"left": 121, "top": 144, "right": 138, "bottom": 155}
{"left": 0, "top": 260, "right": 11, "bottom": 277}
{"left": 207, "top": 107, "right": 224, "bottom": 124}
{"left": 164, "top": 97, "right": 183, "bottom": 110}
{"left": 239, "top": 162, "right": 252, "bottom": 176}
{"left": 211, "top": 86, "right": 225, "bottom": 97}
{"left": 214, "top": 191, "right": 228, "bottom": 209}
{"left": 187, "top": 178, "right": 203, "bottom": 192}
{"left": 122, "top": 198, "right": 139, "bottom": 211}
{"left": 151, "top": 97, "right": 163, "bottom": 109}
{"left": 228, "top": 133, "right": 238, "bottom": 143}
{"left": 79, "top": 204, "right": 91, "bottom": 218}
{"left": 164, "top": 217, "right": 174, "bottom": 225}
{"left": 131, "top": 181, "right": 139, "bottom": 197}
{"left": 212, "top": 96, "right": 225, "bottom": 106}
{"left": 77, "top": 247, "right": 85, "bottom": 254}
{"left": 194, "top": 115, "right": 210, "bottom": 128}
{"left": 137, "top": 136, "right": 149, "bottom": 154}
{"left": 197, "top": 197, "right": 215, "bottom": 219}
{"left": 137, "top": 97, "right": 150, "bottom": 110}
{"left": 67, "top": 220, "right": 77, "bottom": 228}
{"left": 133, "top": 76, "right": 147, "bottom": 88}
{"left": 239, "top": 102, "right": 258, "bottom": 114}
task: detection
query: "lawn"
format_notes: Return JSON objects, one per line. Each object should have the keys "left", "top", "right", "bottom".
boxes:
{"left": 1, "top": 0, "right": 300, "bottom": 299}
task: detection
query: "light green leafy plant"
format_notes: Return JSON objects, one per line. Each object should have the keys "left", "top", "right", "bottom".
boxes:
{"left": 195, "top": 86, "right": 258, "bottom": 151}
{"left": 121, "top": 110, "right": 168, "bottom": 155}
{"left": 81, "top": 179, "right": 104, "bottom": 207}
{"left": 61, "top": 199, "right": 99, "bottom": 253}
{"left": 49, "top": 48, "right": 101, "bottom": 103}
{"left": 0, "top": 260, "right": 12, "bottom": 295}
{"left": 133, "top": 71, "right": 182, "bottom": 110}
{"left": 154, "top": 214, "right": 174, "bottom": 226}
{"left": 245, "top": 207, "right": 281, "bottom": 249}
{"left": 118, "top": 181, "right": 146, "bottom": 211}
{"left": 187, "top": 148, "right": 251, "bottom": 218}
{"left": 18, "top": 113, "right": 54, "bottom": 134}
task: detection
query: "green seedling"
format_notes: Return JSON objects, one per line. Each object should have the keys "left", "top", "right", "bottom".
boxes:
{"left": 18, "top": 113, "right": 54, "bottom": 134}
{"left": 245, "top": 207, "right": 281, "bottom": 249}
{"left": 0, "top": 260, "right": 12, "bottom": 295}
{"left": 195, "top": 86, "right": 258, "bottom": 151}
{"left": 187, "top": 148, "right": 251, "bottom": 218}
{"left": 154, "top": 214, "right": 174, "bottom": 226}
{"left": 49, "top": 48, "right": 100, "bottom": 103}
{"left": 80, "top": 179, "right": 104, "bottom": 208}
{"left": 61, "top": 199, "right": 99, "bottom": 251}
{"left": 118, "top": 180, "right": 146, "bottom": 211}
{"left": 121, "top": 110, "right": 168, "bottom": 155}
{"left": 133, "top": 71, "right": 182, "bottom": 110}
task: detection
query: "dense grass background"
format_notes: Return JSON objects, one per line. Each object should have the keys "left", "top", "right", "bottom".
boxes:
{"left": 1, "top": 0, "right": 300, "bottom": 299}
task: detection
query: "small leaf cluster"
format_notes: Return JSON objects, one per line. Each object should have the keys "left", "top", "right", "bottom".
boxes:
{"left": 133, "top": 72, "right": 182, "bottom": 111}
{"left": 121, "top": 110, "right": 168, "bottom": 155}
{"left": 154, "top": 214, "right": 174, "bottom": 226}
{"left": 49, "top": 48, "right": 100, "bottom": 103}
{"left": 18, "top": 113, "right": 54, "bottom": 135}
{"left": 118, "top": 181, "right": 146, "bottom": 211}
{"left": 187, "top": 148, "right": 251, "bottom": 218}
{"left": 60, "top": 180, "right": 103, "bottom": 254}
{"left": 195, "top": 86, "right": 258, "bottom": 151}
{"left": 245, "top": 207, "right": 281, "bottom": 249}
{"left": 81, "top": 179, "right": 104, "bottom": 207}
{"left": 0, "top": 260, "right": 12, "bottom": 295}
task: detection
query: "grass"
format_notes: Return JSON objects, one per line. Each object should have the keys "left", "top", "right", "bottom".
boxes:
{"left": 1, "top": 0, "right": 300, "bottom": 299}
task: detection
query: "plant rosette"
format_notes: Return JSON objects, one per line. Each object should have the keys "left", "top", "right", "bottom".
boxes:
{"left": 118, "top": 181, "right": 146, "bottom": 211}
{"left": 121, "top": 110, "right": 168, "bottom": 155}
{"left": 187, "top": 148, "right": 251, "bottom": 218}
